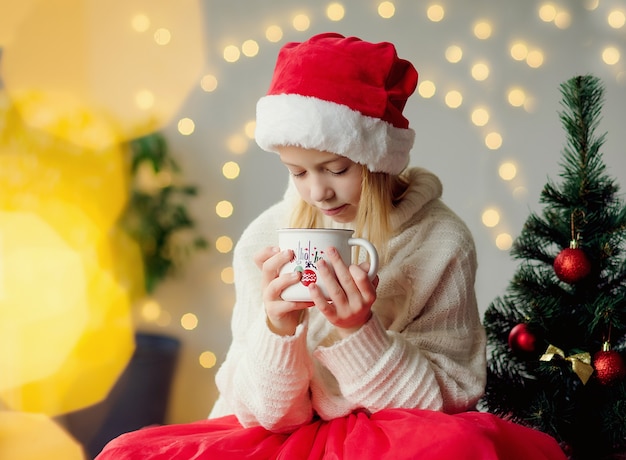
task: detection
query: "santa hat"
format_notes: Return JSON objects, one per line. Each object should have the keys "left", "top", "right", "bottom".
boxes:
{"left": 255, "top": 32, "right": 418, "bottom": 175}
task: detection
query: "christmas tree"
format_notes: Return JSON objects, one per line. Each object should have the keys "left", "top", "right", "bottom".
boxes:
{"left": 481, "top": 75, "right": 626, "bottom": 460}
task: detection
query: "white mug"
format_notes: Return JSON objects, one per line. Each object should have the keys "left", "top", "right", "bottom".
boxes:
{"left": 278, "top": 228, "right": 379, "bottom": 301}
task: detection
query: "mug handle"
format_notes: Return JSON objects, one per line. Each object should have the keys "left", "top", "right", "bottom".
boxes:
{"left": 348, "top": 238, "right": 379, "bottom": 281}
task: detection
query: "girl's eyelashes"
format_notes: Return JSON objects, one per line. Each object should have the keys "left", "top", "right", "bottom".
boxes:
{"left": 287, "top": 164, "right": 350, "bottom": 177}
{"left": 329, "top": 167, "right": 348, "bottom": 176}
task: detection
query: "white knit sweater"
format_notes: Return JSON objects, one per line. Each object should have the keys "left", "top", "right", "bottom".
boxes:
{"left": 209, "top": 167, "right": 486, "bottom": 432}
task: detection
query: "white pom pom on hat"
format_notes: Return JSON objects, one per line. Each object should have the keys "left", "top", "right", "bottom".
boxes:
{"left": 255, "top": 32, "right": 418, "bottom": 175}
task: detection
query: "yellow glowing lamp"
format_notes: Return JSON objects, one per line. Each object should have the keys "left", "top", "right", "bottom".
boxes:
{"left": 0, "top": 208, "right": 134, "bottom": 416}
{"left": 0, "top": 207, "right": 136, "bottom": 415}
{"left": 0, "top": 268, "right": 135, "bottom": 414}
{"left": 0, "top": 96, "right": 129, "bottom": 230}
{"left": 0, "top": 0, "right": 39, "bottom": 46}
{"left": 0, "top": 412, "right": 84, "bottom": 460}
{"left": 0, "top": 0, "right": 206, "bottom": 149}
{"left": 0, "top": 212, "right": 88, "bottom": 390}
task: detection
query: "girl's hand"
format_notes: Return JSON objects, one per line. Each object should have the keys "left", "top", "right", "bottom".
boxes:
{"left": 308, "top": 246, "right": 379, "bottom": 338}
{"left": 254, "top": 246, "right": 313, "bottom": 336}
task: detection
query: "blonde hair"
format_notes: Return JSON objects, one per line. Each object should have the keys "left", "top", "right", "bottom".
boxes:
{"left": 289, "top": 164, "right": 409, "bottom": 265}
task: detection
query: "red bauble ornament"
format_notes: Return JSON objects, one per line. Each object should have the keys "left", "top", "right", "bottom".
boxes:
{"left": 300, "top": 269, "right": 317, "bottom": 286}
{"left": 508, "top": 323, "right": 537, "bottom": 354}
{"left": 553, "top": 240, "right": 591, "bottom": 284}
{"left": 593, "top": 343, "right": 626, "bottom": 385}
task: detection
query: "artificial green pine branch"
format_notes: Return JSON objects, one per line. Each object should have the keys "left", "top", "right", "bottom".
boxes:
{"left": 481, "top": 75, "right": 626, "bottom": 460}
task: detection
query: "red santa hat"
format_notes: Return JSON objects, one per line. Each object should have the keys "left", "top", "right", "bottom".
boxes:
{"left": 255, "top": 32, "right": 418, "bottom": 175}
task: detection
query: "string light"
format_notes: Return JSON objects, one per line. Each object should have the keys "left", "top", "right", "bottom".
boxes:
{"left": 496, "top": 233, "right": 513, "bottom": 250}
{"left": 244, "top": 121, "right": 256, "bottom": 139}
{"left": 444, "top": 90, "right": 463, "bottom": 108}
{"left": 608, "top": 10, "right": 626, "bottom": 29}
{"left": 181, "top": 313, "right": 198, "bottom": 331}
{"left": 199, "top": 351, "right": 217, "bottom": 369}
{"left": 222, "top": 161, "right": 240, "bottom": 180}
{"left": 177, "top": 118, "right": 195, "bottom": 135}
{"left": 326, "top": 3, "right": 345, "bottom": 21}
{"left": 293, "top": 14, "right": 311, "bottom": 31}
{"left": 200, "top": 74, "right": 218, "bottom": 92}
{"left": 499, "top": 162, "right": 517, "bottom": 181}
{"left": 418, "top": 80, "right": 436, "bottom": 98}
{"left": 241, "top": 40, "right": 259, "bottom": 57}
{"left": 378, "top": 1, "right": 395, "bottom": 19}
{"left": 510, "top": 42, "right": 528, "bottom": 61}
{"left": 226, "top": 134, "right": 248, "bottom": 154}
{"left": 223, "top": 45, "right": 241, "bottom": 62}
{"left": 265, "top": 25, "right": 283, "bottom": 42}
{"left": 602, "top": 46, "right": 621, "bottom": 65}
{"left": 471, "top": 107, "right": 490, "bottom": 126}
{"left": 482, "top": 208, "right": 501, "bottom": 227}
{"left": 471, "top": 62, "right": 490, "bottom": 81}
{"left": 485, "top": 132, "right": 503, "bottom": 150}
{"left": 153, "top": 28, "right": 171, "bottom": 45}
{"left": 507, "top": 88, "right": 526, "bottom": 107}
{"left": 426, "top": 4, "right": 445, "bottom": 22}
{"left": 215, "top": 236, "right": 234, "bottom": 254}
{"left": 445, "top": 45, "right": 463, "bottom": 63}
{"left": 216, "top": 200, "right": 234, "bottom": 218}
{"left": 131, "top": 14, "right": 150, "bottom": 33}
{"left": 473, "top": 21, "right": 492, "bottom": 39}
{"left": 220, "top": 266, "right": 234, "bottom": 284}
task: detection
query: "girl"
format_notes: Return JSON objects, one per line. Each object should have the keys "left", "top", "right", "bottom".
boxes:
{"left": 97, "top": 33, "right": 566, "bottom": 459}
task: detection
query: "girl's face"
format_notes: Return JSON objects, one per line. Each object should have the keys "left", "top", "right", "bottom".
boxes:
{"left": 278, "top": 145, "right": 362, "bottom": 223}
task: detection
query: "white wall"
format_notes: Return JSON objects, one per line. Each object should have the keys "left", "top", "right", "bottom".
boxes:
{"left": 141, "top": 0, "right": 626, "bottom": 424}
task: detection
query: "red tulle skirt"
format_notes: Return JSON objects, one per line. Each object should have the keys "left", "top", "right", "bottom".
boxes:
{"left": 95, "top": 409, "right": 566, "bottom": 460}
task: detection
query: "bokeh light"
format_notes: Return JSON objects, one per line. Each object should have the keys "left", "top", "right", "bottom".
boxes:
{"left": 222, "top": 161, "right": 240, "bottom": 179}
{"left": 378, "top": 1, "right": 395, "bottom": 18}
{"left": 265, "top": 25, "right": 283, "bottom": 42}
{"left": 215, "top": 236, "right": 234, "bottom": 253}
{"left": 418, "top": 80, "right": 436, "bottom": 98}
{"left": 471, "top": 107, "right": 490, "bottom": 126}
{"left": 181, "top": 313, "right": 199, "bottom": 331}
{"left": 241, "top": 40, "right": 259, "bottom": 57}
{"left": 473, "top": 21, "right": 492, "bottom": 39}
{"left": 499, "top": 162, "right": 518, "bottom": 180}
{"left": 482, "top": 208, "right": 501, "bottom": 227}
{"left": 0, "top": 0, "right": 205, "bottom": 149}
{"left": 427, "top": 4, "right": 445, "bottom": 22}
{"left": 223, "top": 45, "right": 241, "bottom": 63}
{"left": 445, "top": 90, "right": 463, "bottom": 108}
{"left": 221, "top": 266, "right": 235, "bottom": 284}
{"left": 445, "top": 45, "right": 463, "bottom": 63}
{"left": 327, "top": 3, "right": 345, "bottom": 21}
{"left": 293, "top": 14, "right": 311, "bottom": 31}
{"left": 496, "top": 233, "right": 514, "bottom": 250}
{"left": 201, "top": 74, "right": 218, "bottom": 92}
{"left": 199, "top": 351, "right": 217, "bottom": 369}
{"left": 485, "top": 132, "right": 503, "bottom": 150}
{"left": 471, "top": 62, "right": 490, "bottom": 81}
{"left": 216, "top": 201, "right": 234, "bottom": 218}
{"left": 0, "top": 412, "right": 84, "bottom": 460}
{"left": 602, "top": 47, "right": 621, "bottom": 65}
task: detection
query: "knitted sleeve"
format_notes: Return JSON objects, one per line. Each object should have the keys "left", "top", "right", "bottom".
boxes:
{"left": 311, "top": 200, "right": 486, "bottom": 418}
{"left": 209, "top": 200, "right": 314, "bottom": 432}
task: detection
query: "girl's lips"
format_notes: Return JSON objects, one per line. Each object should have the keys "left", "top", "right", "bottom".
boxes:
{"left": 320, "top": 204, "right": 347, "bottom": 216}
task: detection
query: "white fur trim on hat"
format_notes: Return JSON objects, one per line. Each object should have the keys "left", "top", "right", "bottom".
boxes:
{"left": 255, "top": 94, "right": 414, "bottom": 175}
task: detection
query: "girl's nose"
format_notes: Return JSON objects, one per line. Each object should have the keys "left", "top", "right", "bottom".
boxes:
{"left": 309, "top": 177, "right": 334, "bottom": 202}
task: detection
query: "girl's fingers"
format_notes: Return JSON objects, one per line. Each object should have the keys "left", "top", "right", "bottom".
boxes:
{"left": 260, "top": 249, "right": 294, "bottom": 286}
{"left": 253, "top": 246, "right": 280, "bottom": 270}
